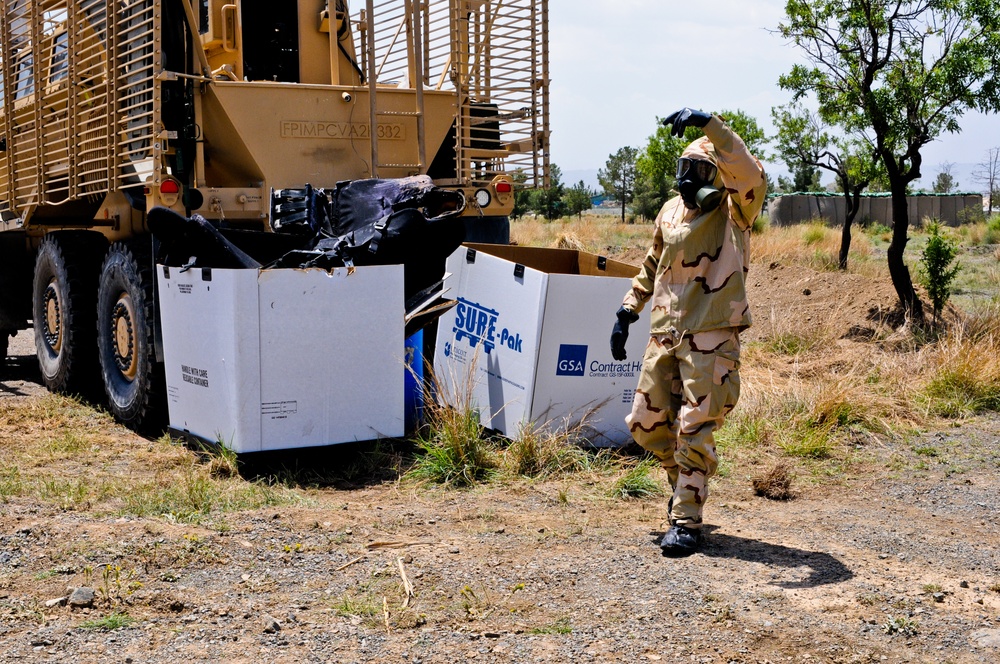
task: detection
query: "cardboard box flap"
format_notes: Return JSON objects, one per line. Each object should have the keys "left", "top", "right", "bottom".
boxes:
{"left": 464, "top": 243, "right": 638, "bottom": 278}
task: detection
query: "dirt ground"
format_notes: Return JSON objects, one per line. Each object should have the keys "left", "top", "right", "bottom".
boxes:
{"left": 1, "top": 264, "right": 999, "bottom": 664}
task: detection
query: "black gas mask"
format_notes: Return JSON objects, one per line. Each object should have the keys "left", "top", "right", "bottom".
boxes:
{"left": 676, "top": 157, "right": 722, "bottom": 212}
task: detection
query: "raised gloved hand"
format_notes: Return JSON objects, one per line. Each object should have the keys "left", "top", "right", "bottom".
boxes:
{"left": 610, "top": 307, "right": 640, "bottom": 361}
{"left": 662, "top": 108, "right": 712, "bottom": 138}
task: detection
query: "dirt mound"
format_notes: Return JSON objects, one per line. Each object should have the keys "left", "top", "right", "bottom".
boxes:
{"left": 745, "top": 261, "right": 902, "bottom": 343}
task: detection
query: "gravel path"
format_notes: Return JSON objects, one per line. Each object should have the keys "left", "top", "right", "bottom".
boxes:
{"left": 1, "top": 437, "right": 998, "bottom": 663}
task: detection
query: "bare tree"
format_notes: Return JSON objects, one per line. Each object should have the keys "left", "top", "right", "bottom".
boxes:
{"left": 972, "top": 148, "right": 1000, "bottom": 212}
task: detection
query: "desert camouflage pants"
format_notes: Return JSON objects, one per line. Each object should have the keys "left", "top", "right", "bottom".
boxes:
{"left": 625, "top": 328, "right": 741, "bottom": 528}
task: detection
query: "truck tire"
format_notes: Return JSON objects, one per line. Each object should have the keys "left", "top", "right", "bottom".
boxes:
{"left": 32, "top": 234, "right": 104, "bottom": 394}
{"left": 97, "top": 240, "right": 162, "bottom": 430}
{"left": 463, "top": 216, "right": 510, "bottom": 244}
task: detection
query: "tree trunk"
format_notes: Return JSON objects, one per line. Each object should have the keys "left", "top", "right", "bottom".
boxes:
{"left": 887, "top": 182, "right": 925, "bottom": 322}
{"left": 838, "top": 216, "right": 852, "bottom": 271}
{"left": 839, "top": 182, "right": 866, "bottom": 270}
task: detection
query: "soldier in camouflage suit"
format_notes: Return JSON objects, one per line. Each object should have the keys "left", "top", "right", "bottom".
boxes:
{"left": 610, "top": 108, "right": 766, "bottom": 555}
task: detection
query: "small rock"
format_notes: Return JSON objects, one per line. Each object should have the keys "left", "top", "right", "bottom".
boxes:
{"left": 448, "top": 546, "right": 460, "bottom": 554}
{"left": 262, "top": 614, "right": 281, "bottom": 634}
{"left": 878, "top": 554, "right": 889, "bottom": 560}
{"left": 971, "top": 629, "right": 1000, "bottom": 648}
{"left": 44, "top": 597, "right": 66, "bottom": 609}
{"left": 933, "top": 592, "right": 945, "bottom": 603}
{"left": 802, "top": 288, "right": 811, "bottom": 296}
{"left": 169, "top": 600, "right": 185, "bottom": 612}
{"left": 68, "top": 587, "right": 95, "bottom": 608}
{"left": 960, "top": 580, "right": 970, "bottom": 588}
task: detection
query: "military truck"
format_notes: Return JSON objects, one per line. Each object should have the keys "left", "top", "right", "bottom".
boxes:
{"left": 0, "top": 0, "right": 550, "bottom": 428}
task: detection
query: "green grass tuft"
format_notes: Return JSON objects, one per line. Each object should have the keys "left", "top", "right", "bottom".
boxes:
{"left": 408, "top": 405, "right": 496, "bottom": 487}
{"left": 79, "top": 612, "right": 136, "bottom": 631}
{"left": 925, "top": 369, "right": 1000, "bottom": 417}
{"left": 779, "top": 425, "right": 835, "bottom": 459}
{"left": 609, "top": 458, "right": 664, "bottom": 499}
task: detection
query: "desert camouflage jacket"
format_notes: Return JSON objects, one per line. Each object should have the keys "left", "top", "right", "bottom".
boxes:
{"left": 621, "top": 115, "right": 766, "bottom": 335}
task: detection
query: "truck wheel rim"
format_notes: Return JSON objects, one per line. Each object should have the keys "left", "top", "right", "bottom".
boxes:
{"left": 43, "top": 281, "right": 62, "bottom": 352}
{"left": 112, "top": 292, "right": 138, "bottom": 380}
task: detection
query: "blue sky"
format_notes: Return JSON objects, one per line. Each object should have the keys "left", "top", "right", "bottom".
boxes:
{"left": 548, "top": 0, "right": 1000, "bottom": 191}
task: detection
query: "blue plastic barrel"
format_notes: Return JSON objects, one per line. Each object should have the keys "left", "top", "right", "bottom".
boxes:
{"left": 404, "top": 330, "right": 424, "bottom": 433}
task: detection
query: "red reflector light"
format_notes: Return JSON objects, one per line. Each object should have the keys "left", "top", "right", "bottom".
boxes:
{"left": 494, "top": 181, "right": 512, "bottom": 194}
{"left": 160, "top": 179, "right": 181, "bottom": 195}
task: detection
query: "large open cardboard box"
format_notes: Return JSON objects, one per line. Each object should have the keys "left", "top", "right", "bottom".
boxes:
{"left": 433, "top": 244, "right": 649, "bottom": 446}
{"left": 157, "top": 264, "right": 405, "bottom": 453}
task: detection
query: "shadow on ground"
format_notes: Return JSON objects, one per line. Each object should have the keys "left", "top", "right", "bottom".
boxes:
{"left": 0, "top": 352, "right": 42, "bottom": 396}
{"left": 231, "top": 439, "right": 416, "bottom": 490}
{"left": 651, "top": 529, "right": 854, "bottom": 588}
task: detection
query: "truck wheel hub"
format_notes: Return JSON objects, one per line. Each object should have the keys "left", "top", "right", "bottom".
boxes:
{"left": 43, "top": 281, "right": 62, "bottom": 352}
{"left": 111, "top": 294, "right": 138, "bottom": 379}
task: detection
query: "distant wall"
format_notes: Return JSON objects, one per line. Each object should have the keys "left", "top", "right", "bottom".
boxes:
{"left": 767, "top": 193, "right": 984, "bottom": 227}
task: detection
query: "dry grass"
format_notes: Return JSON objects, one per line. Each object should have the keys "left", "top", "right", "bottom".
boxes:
{"left": 511, "top": 214, "right": 651, "bottom": 257}
{"left": 751, "top": 220, "right": 882, "bottom": 277}
{"left": 751, "top": 462, "right": 794, "bottom": 500}
{"left": 0, "top": 394, "right": 299, "bottom": 523}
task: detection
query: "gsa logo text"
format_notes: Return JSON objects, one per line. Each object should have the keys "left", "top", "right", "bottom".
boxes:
{"left": 556, "top": 344, "right": 587, "bottom": 376}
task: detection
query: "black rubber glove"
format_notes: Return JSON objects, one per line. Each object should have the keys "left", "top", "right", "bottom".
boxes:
{"left": 610, "top": 307, "right": 640, "bottom": 361}
{"left": 662, "top": 108, "right": 712, "bottom": 138}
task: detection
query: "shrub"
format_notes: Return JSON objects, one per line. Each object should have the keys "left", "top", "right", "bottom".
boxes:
{"left": 917, "top": 222, "right": 961, "bottom": 324}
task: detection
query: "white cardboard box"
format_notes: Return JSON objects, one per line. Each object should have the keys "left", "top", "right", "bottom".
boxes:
{"left": 433, "top": 244, "right": 650, "bottom": 447}
{"left": 157, "top": 264, "right": 405, "bottom": 453}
